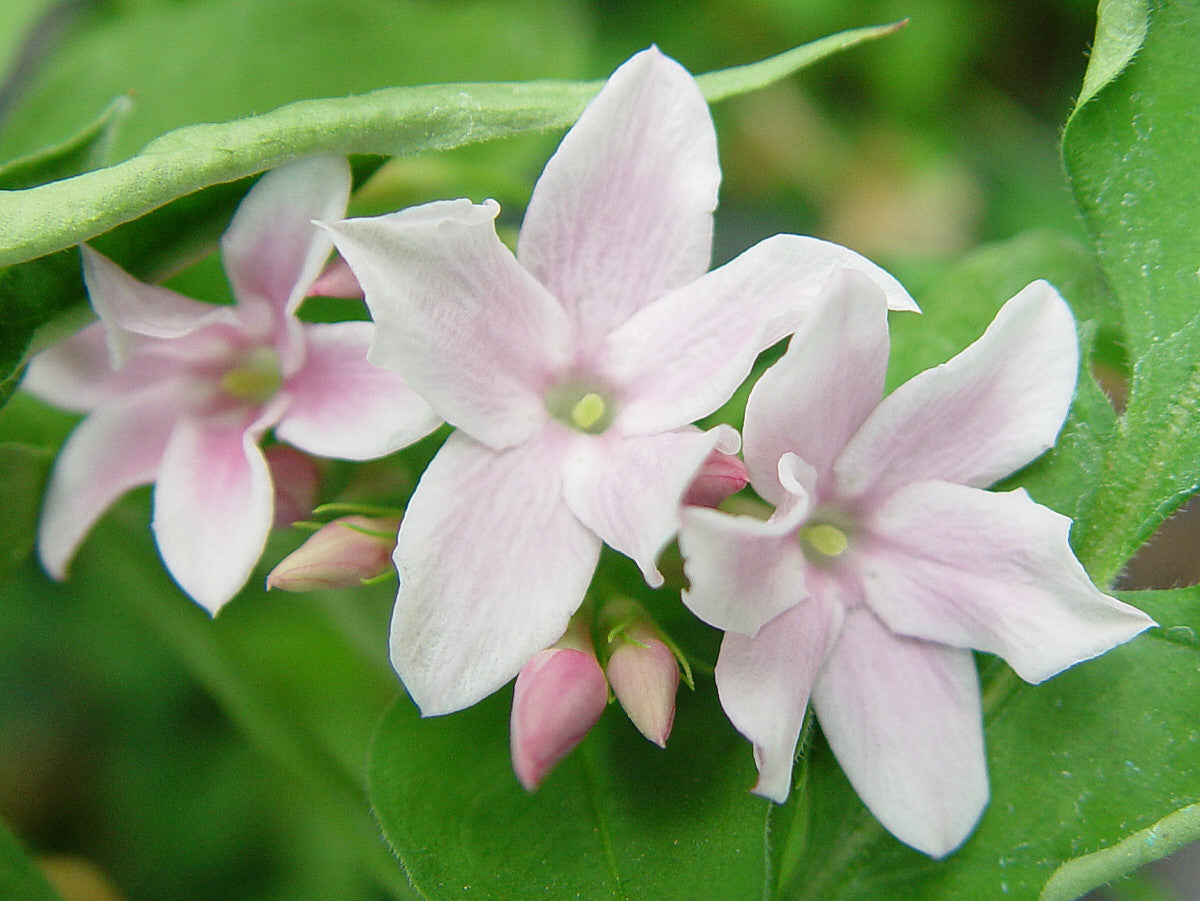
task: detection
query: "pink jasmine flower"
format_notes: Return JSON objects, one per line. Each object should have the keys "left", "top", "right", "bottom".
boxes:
{"left": 323, "top": 48, "right": 918, "bottom": 716}
{"left": 510, "top": 615, "right": 609, "bottom": 791}
{"left": 24, "top": 156, "right": 441, "bottom": 613}
{"left": 678, "top": 271, "right": 1155, "bottom": 858}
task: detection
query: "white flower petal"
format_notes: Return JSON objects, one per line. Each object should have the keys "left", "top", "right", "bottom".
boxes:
{"left": 275, "top": 321, "right": 441, "bottom": 460}
{"left": 81, "top": 246, "right": 238, "bottom": 366}
{"left": 715, "top": 588, "right": 843, "bottom": 802}
{"left": 22, "top": 322, "right": 116, "bottom": 412}
{"left": 323, "top": 200, "right": 571, "bottom": 450}
{"left": 390, "top": 429, "right": 601, "bottom": 716}
{"left": 605, "top": 235, "right": 915, "bottom": 436}
{"left": 38, "top": 385, "right": 183, "bottom": 578}
{"left": 222, "top": 155, "right": 351, "bottom": 318}
{"left": 862, "top": 480, "right": 1155, "bottom": 683}
{"left": 561, "top": 425, "right": 738, "bottom": 588}
{"left": 836, "top": 280, "right": 1079, "bottom": 499}
{"left": 812, "top": 607, "right": 988, "bottom": 859}
{"left": 679, "top": 481, "right": 811, "bottom": 635}
{"left": 152, "top": 410, "right": 279, "bottom": 613}
{"left": 517, "top": 47, "right": 719, "bottom": 348}
{"left": 743, "top": 268, "right": 890, "bottom": 505}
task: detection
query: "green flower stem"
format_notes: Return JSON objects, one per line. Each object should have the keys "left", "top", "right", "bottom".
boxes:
{"left": 0, "top": 22, "right": 902, "bottom": 269}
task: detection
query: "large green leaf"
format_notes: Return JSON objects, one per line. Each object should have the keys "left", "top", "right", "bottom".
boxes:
{"left": 369, "top": 682, "right": 771, "bottom": 899}
{"left": 1063, "top": 0, "right": 1200, "bottom": 586}
{"left": 0, "top": 817, "right": 62, "bottom": 901}
{"left": 770, "top": 588, "right": 1198, "bottom": 899}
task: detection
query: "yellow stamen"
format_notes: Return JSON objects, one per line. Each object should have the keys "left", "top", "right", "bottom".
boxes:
{"left": 803, "top": 522, "right": 849, "bottom": 558}
{"left": 221, "top": 346, "right": 282, "bottom": 402}
{"left": 570, "top": 392, "right": 607, "bottom": 431}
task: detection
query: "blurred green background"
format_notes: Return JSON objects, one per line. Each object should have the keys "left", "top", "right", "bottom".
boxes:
{"left": 1, "top": 1, "right": 1179, "bottom": 899}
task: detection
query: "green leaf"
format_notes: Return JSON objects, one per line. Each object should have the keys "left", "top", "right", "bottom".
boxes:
{"left": 1072, "top": 0, "right": 1149, "bottom": 112}
{"left": 0, "top": 23, "right": 901, "bottom": 270}
{"left": 0, "top": 442, "right": 49, "bottom": 586}
{"left": 369, "top": 683, "right": 773, "bottom": 899}
{"left": 0, "top": 817, "right": 62, "bottom": 901}
{"left": 771, "top": 588, "right": 1198, "bottom": 899}
{"left": 1063, "top": 0, "right": 1200, "bottom": 586}
{"left": 0, "top": 96, "right": 130, "bottom": 190}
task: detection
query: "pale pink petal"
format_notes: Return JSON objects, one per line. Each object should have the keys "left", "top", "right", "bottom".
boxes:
{"left": 679, "top": 472, "right": 811, "bottom": 635}
{"left": 390, "top": 429, "right": 602, "bottom": 715}
{"left": 222, "top": 156, "right": 351, "bottom": 319}
{"left": 81, "top": 246, "right": 238, "bottom": 366}
{"left": 604, "top": 235, "right": 916, "bottom": 436}
{"left": 37, "top": 385, "right": 183, "bottom": 578}
{"left": 274, "top": 321, "right": 441, "bottom": 460}
{"left": 517, "top": 47, "right": 719, "bottom": 348}
{"left": 561, "top": 424, "right": 738, "bottom": 588}
{"left": 22, "top": 322, "right": 115, "bottom": 412}
{"left": 812, "top": 608, "right": 988, "bottom": 858}
{"left": 836, "top": 281, "right": 1078, "bottom": 499}
{"left": 715, "top": 586, "right": 843, "bottom": 802}
{"left": 861, "top": 480, "right": 1155, "bottom": 683}
{"left": 511, "top": 646, "right": 609, "bottom": 791}
{"left": 323, "top": 201, "right": 571, "bottom": 450}
{"left": 743, "top": 269, "right": 889, "bottom": 506}
{"left": 152, "top": 409, "right": 280, "bottom": 613}
{"left": 306, "top": 255, "right": 363, "bottom": 299}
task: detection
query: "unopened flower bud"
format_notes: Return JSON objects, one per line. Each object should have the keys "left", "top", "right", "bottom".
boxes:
{"left": 264, "top": 445, "right": 322, "bottom": 528}
{"left": 266, "top": 515, "right": 399, "bottom": 591}
{"left": 599, "top": 598, "right": 685, "bottom": 748}
{"left": 510, "top": 616, "right": 608, "bottom": 791}
{"left": 307, "top": 255, "right": 364, "bottom": 299}
{"left": 682, "top": 450, "right": 749, "bottom": 508}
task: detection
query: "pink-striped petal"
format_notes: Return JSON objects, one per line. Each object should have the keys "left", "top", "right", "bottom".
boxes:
{"left": 222, "top": 155, "right": 351, "bottom": 320}
{"left": 743, "top": 268, "right": 889, "bottom": 506}
{"left": 323, "top": 200, "right": 571, "bottom": 450}
{"left": 836, "top": 280, "right": 1078, "bottom": 500}
{"left": 861, "top": 480, "right": 1155, "bottom": 683}
{"left": 561, "top": 424, "right": 738, "bottom": 588}
{"left": 679, "top": 472, "right": 811, "bottom": 636}
{"left": 275, "top": 321, "right": 441, "bottom": 460}
{"left": 812, "top": 608, "right": 988, "bottom": 858}
{"left": 517, "top": 48, "right": 719, "bottom": 349}
{"left": 152, "top": 408, "right": 280, "bottom": 613}
{"left": 390, "top": 429, "right": 602, "bottom": 715}
{"left": 22, "top": 322, "right": 115, "bottom": 412}
{"left": 604, "top": 235, "right": 915, "bottom": 436}
{"left": 81, "top": 246, "right": 238, "bottom": 366}
{"left": 37, "top": 384, "right": 183, "bottom": 578}
{"left": 715, "top": 587, "right": 843, "bottom": 802}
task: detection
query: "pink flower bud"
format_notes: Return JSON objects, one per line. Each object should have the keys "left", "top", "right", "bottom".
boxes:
{"left": 600, "top": 604, "right": 681, "bottom": 748}
{"left": 307, "top": 255, "right": 364, "bottom": 299}
{"left": 510, "top": 620, "right": 608, "bottom": 791}
{"left": 681, "top": 450, "right": 749, "bottom": 508}
{"left": 263, "top": 445, "right": 322, "bottom": 528}
{"left": 266, "top": 515, "right": 399, "bottom": 591}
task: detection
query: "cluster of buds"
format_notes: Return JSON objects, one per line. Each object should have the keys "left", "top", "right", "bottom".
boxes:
{"left": 509, "top": 598, "right": 691, "bottom": 791}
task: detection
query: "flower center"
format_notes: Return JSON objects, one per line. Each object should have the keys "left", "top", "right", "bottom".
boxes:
{"left": 801, "top": 522, "right": 850, "bottom": 559}
{"left": 545, "top": 379, "right": 616, "bottom": 435}
{"left": 220, "top": 346, "right": 282, "bottom": 403}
